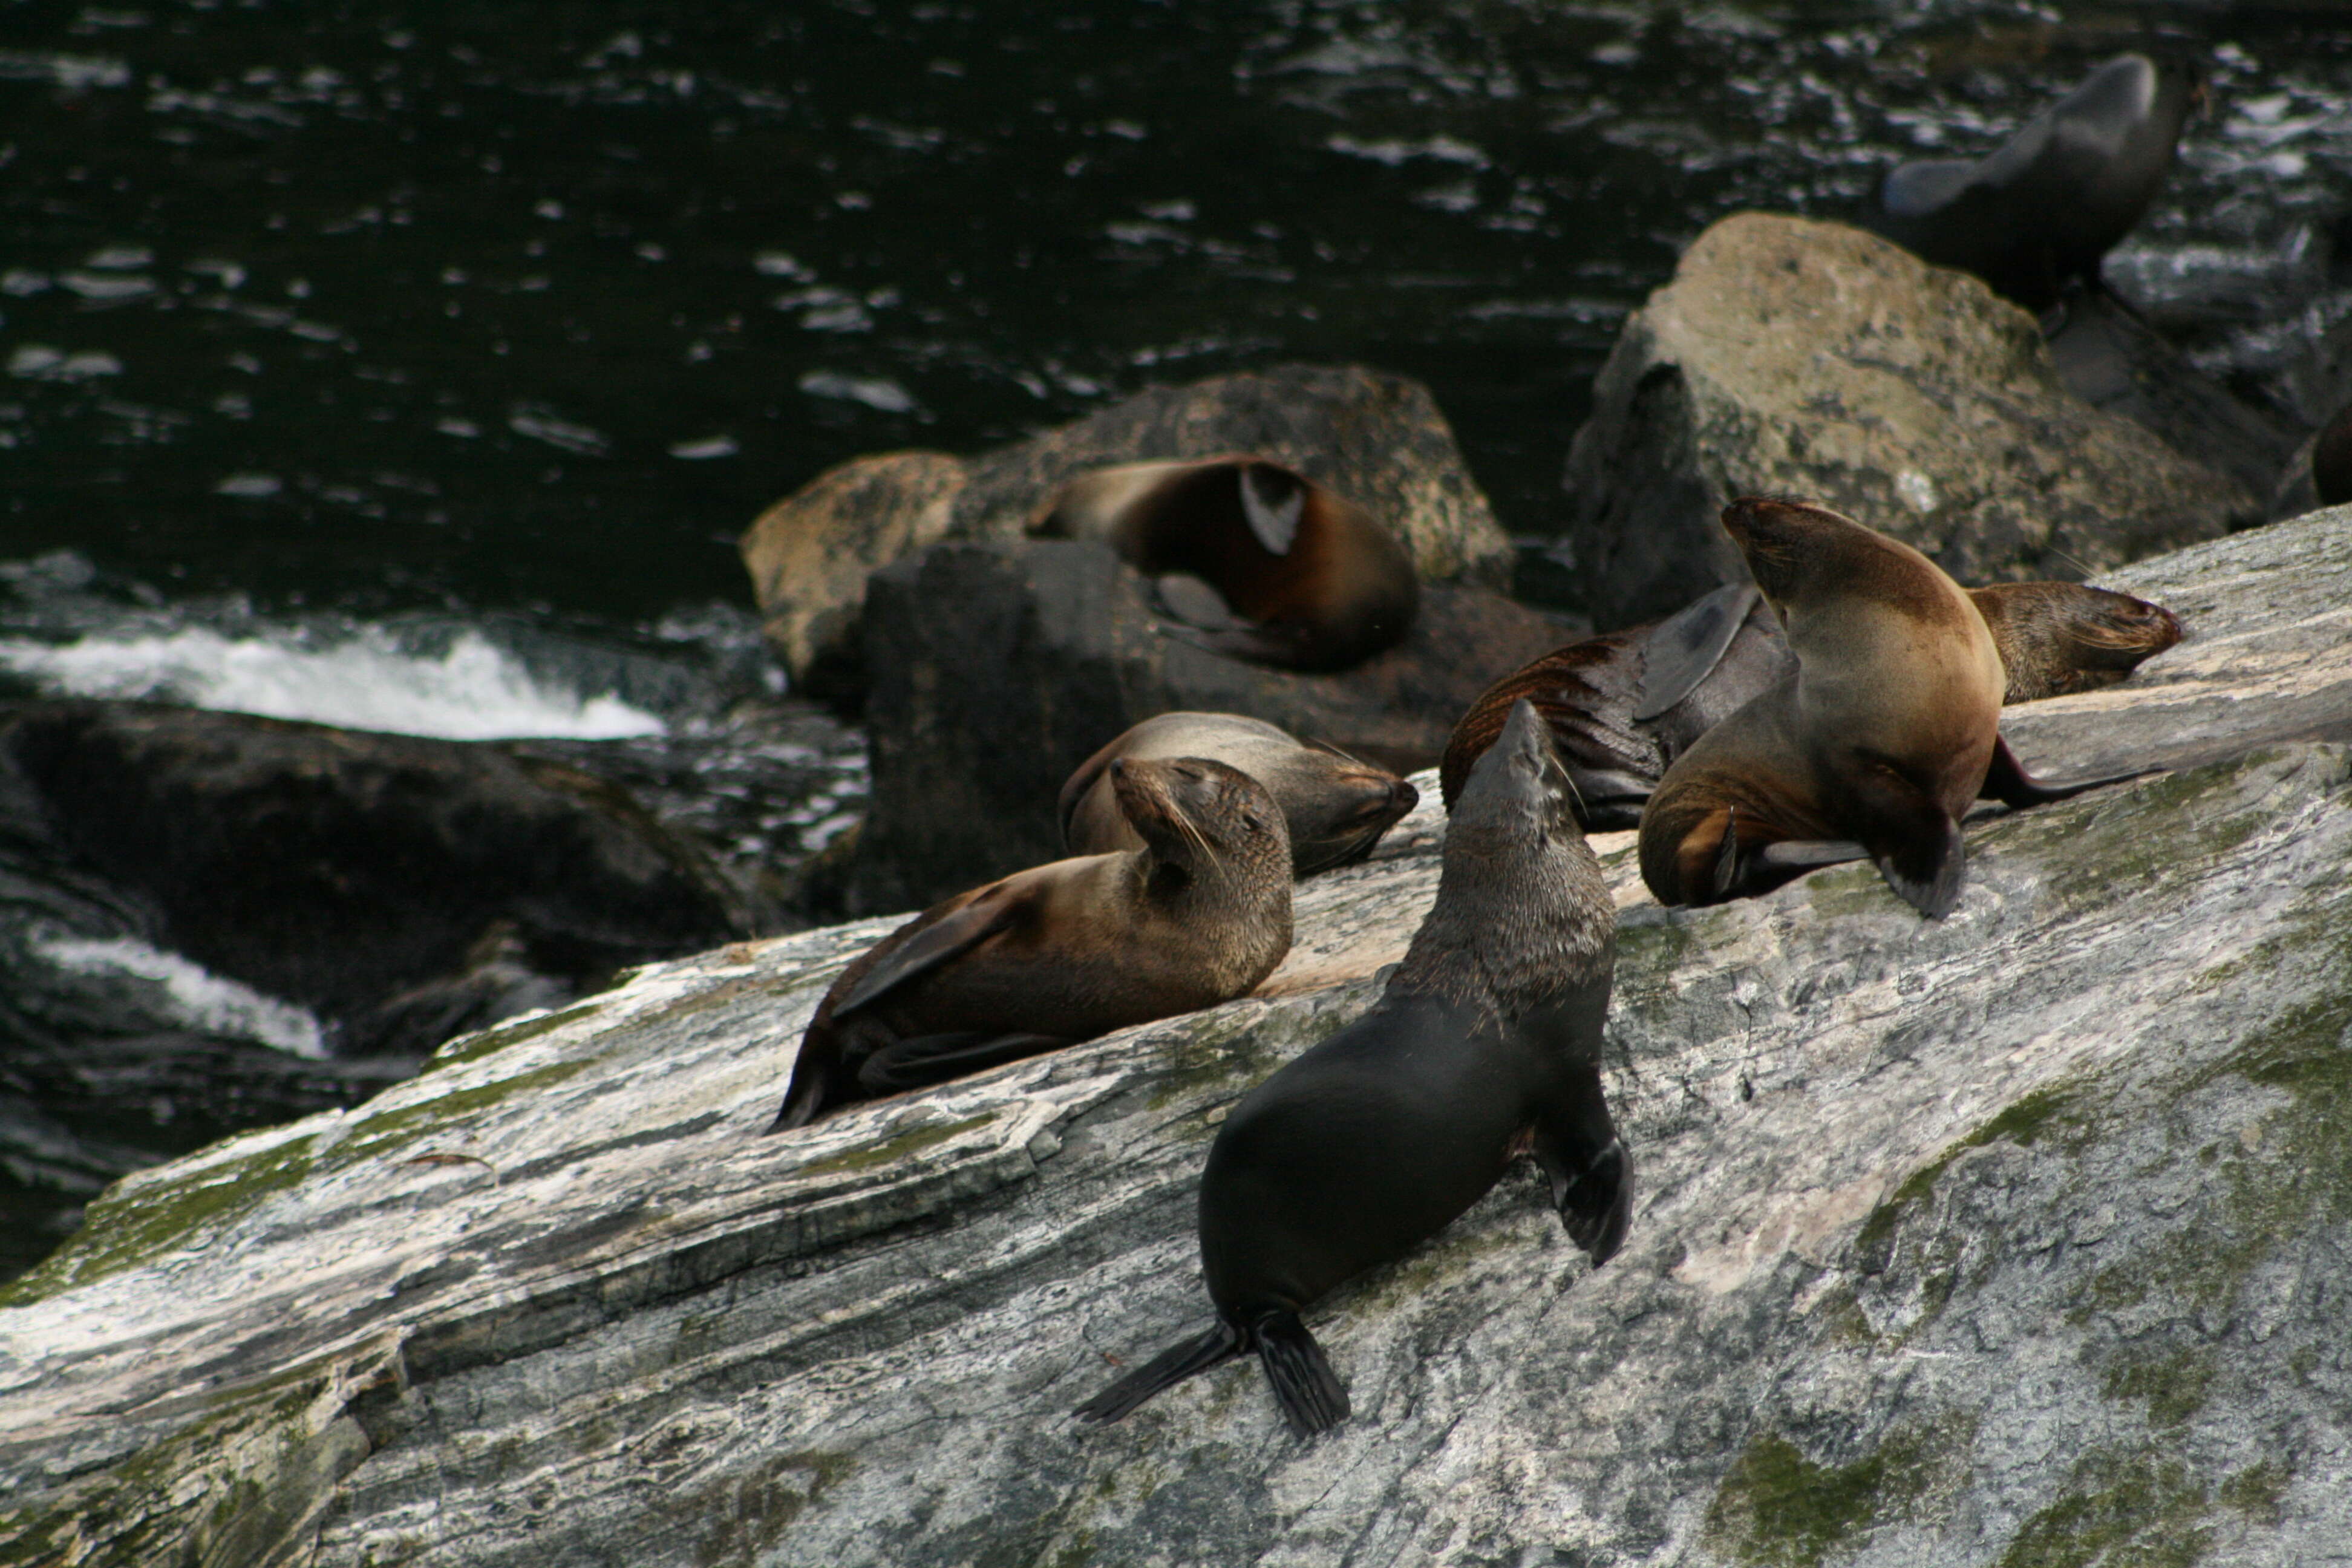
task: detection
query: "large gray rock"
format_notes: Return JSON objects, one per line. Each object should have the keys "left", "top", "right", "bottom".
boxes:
{"left": 848, "top": 538, "right": 1570, "bottom": 912}
{"left": 7, "top": 509, "right": 2352, "bottom": 1567}
{"left": 1560, "top": 213, "right": 2261, "bottom": 629}
{"left": 739, "top": 365, "right": 1515, "bottom": 697}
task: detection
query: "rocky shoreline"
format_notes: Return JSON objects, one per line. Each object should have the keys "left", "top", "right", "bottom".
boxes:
{"left": 5, "top": 501, "right": 2352, "bottom": 1565}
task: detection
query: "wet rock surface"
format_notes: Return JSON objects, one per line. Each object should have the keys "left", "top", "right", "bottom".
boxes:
{"left": 740, "top": 365, "right": 1515, "bottom": 699}
{"left": 0, "top": 702, "right": 769, "bottom": 1285}
{"left": 1560, "top": 214, "right": 2261, "bottom": 630}
{"left": 848, "top": 538, "right": 1569, "bottom": 912}
{"left": 7, "top": 509, "right": 2352, "bottom": 1567}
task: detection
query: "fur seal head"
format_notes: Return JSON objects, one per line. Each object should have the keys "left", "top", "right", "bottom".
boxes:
{"left": 1967, "top": 581, "right": 2183, "bottom": 702}
{"left": 1060, "top": 711, "right": 1417, "bottom": 877}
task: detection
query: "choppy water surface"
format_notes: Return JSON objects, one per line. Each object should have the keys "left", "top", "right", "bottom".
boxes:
{"left": 2, "top": 0, "right": 2350, "bottom": 639}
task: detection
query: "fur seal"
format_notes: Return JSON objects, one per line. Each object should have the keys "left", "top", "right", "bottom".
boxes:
{"left": 1034, "top": 456, "right": 1419, "bottom": 671}
{"left": 1076, "top": 700, "right": 1628, "bottom": 1438}
{"left": 1060, "top": 712, "right": 1419, "bottom": 877}
{"left": 1866, "top": 53, "right": 2201, "bottom": 313}
{"left": 768, "top": 756, "right": 1292, "bottom": 1129}
{"left": 1636, "top": 498, "right": 2127, "bottom": 918}
{"left": 1441, "top": 580, "right": 2178, "bottom": 819}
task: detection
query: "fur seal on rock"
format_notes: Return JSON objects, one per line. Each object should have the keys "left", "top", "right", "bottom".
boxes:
{"left": 1060, "top": 713, "right": 1419, "bottom": 877}
{"left": 1636, "top": 498, "right": 2129, "bottom": 918}
{"left": 1034, "top": 456, "right": 1419, "bottom": 671}
{"left": 1076, "top": 700, "right": 1627, "bottom": 1438}
{"left": 1441, "top": 579, "right": 2178, "bottom": 820}
{"left": 1866, "top": 53, "right": 2200, "bottom": 313}
{"left": 768, "top": 756, "right": 1292, "bottom": 1129}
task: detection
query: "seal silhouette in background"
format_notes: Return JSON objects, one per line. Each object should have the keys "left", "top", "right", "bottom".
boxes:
{"left": 1034, "top": 455, "right": 1419, "bottom": 671}
{"left": 1864, "top": 53, "right": 2201, "bottom": 314}
{"left": 1060, "top": 712, "right": 1419, "bottom": 877}
{"left": 1637, "top": 498, "right": 2132, "bottom": 918}
{"left": 1442, "top": 580, "right": 2179, "bottom": 822}
{"left": 768, "top": 756, "right": 1292, "bottom": 1129}
{"left": 1077, "top": 700, "right": 1627, "bottom": 1438}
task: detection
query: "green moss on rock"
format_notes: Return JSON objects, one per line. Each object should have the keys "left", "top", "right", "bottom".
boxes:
{"left": 1855, "top": 1083, "right": 2085, "bottom": 1259}
{"left": 795, "top": 1114, "right": 998, "bottom": 1177}
{"left": 1704, "top": 1417, "right": 1970, "bottom": 1568}
{"left": 1996, "top": 1449, "right": 2213, "bottom": 1568}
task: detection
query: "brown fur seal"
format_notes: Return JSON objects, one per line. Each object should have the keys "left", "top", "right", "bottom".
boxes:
{"left": 1034, "top": 456, "right": 1419, "bottom": 671}
{"left": 768, "top": 756, "right": 1292, "bottom": 1129}
{"left": 1077, "top": 701, "right": 1627, "bottom": 1438}
{"left": 1441, "top": 579, "right": 2177, "bottom": 820}
{"left": 1968, "top": 581, "right": 2183, "bottom": 702}
{"left": 1060, "top": 713, "right": 1419, "bottom": 877}
{"left": 1864, "top": 54, "right": 2202, "bottom": 314}
{"left": 1636, "top": 498, "right": 2127, "bottom": 918}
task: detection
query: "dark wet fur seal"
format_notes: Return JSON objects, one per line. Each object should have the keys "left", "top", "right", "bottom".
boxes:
{"left": 1441, "top": 580, "right": 2178, "bottom": 821}
{"left": 1865, "top": 53, "right": 2201, "bottom": 313}
{"left": 1637, "top": 498, "right": 2134, "bottom": 919}
{"left": 769, "top": 757, "right": 1292, "bottom": 1129}
{"left": 1061, "top": 712, "right": 1419, "bottom": 877}
{"left": 1077, "top": 701, "right": 1627, "bottom": 1438}
{"left": 1035, "top": 456, "right": 1419, "bottom": 672}
{"left": 1968, "top": 581, "right": 2183, "bottom": 702}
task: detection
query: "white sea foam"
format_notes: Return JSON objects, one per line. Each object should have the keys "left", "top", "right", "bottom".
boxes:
{"left": 35, "top": 935, "right": 327, "bottom": 1057}
{"left": 0, "top": 625, "right": 667, "bottom": 740}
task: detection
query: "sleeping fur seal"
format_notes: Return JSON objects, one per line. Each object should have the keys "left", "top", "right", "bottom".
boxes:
{"left": 1060, "top": 712, "right": 1419, "bottom": 877}
{"left": 1866, "top": 53, "right": 2201, "bottom": 313}
{"left": 1034, "top": 455, "right": 1419, "bottom": 671}
{"left": 1636, "top": 498, "right": 2129, "bottom": 918}
{"left": 768, "top": 756, "right": 1292, "bottom": 1129}
{"left": 1077, "top": 700, "right": 1627, "bottom": 1438}
{"left": 1440, "top": 579, "right": 2178, "bottom": 820}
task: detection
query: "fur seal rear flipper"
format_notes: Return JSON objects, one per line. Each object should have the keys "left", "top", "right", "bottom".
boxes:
{"left": 1633, "top": 583, "right": 1765, "bottom": 721}
{"left": 1079, "top": 701, "right": 1625, "bottom": 1437}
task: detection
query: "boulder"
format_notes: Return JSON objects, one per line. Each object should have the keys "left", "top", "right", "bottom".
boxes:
{"left": 7, "top": 508, "right": 2352, "bottom": 1567}
{"left": 848, "top": 538, "right": 1571, "bottom": 912}
{"left": 1559, "top": 212, "right": 2261, "bottom": 629}
{"left": 740, "top": 365, "right": 1515, "bottom": 697}
{"left": 2045, "top": 287, "right": 2302, "bottom": 509}
{"left": 737, "top": 451, "right": 968, "bottom": 703}
{"left": 0, "top": 702, "right": 760, "bottom": 1284}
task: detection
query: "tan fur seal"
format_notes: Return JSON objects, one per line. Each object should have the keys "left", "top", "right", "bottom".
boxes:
{"left": 1637, "top": 498, "right": 2127, "bottom": 918}
{"left": 768, "top": 756, "right": 1292, "bottom": 1129}
{"left": 1441, "top": 579, "right": 2177, "bottom": 820}
{"left": 1034, "top": 456, "right": 1419, "bottom": 671}
{"left": 1077, "top": 701, "right": 1627, "bottom": 1438}
{"left": 1060, "top": 712, "right": 1419, "bottom": 877}
{"left": 1968, "top": 581, "right": 2183, "bottom": 702}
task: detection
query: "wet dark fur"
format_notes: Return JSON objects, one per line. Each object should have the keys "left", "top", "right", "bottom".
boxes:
{"left": 1077, "top": 701, "right": 1628, "bottom": 1438}
{"left": 769, "top": 757, "right": 1292, "bottom": 1129}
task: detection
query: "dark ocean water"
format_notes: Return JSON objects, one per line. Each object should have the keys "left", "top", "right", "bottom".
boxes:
{"left": 2, "top": 0, "right": 2351, "bottom": 1273}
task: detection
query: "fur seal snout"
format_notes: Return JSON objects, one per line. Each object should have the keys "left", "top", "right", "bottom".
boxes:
{"left": 1866, "top": 53, "right": 2200, "bottom": 313}
{"left": 1077, "top": 701, "right": 1627, "bottom": 1438}
{"left": 1035, "top": 456, "right": 1419, "bottom": 671}
{"left": 1060, "top": 712, "right": 1418, "bottom": 877}
{"left": 769, "top": 756, "right": 1292, "bottom": 1130}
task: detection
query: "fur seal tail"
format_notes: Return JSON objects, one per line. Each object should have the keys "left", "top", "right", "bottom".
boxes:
{"left": 1074, "top": 1310, "right": 1350, "bottom": 1437}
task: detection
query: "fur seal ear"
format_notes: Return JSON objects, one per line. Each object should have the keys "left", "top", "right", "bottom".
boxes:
{"left": 1633, "top": 583, "right": 1765, "bottom": 720}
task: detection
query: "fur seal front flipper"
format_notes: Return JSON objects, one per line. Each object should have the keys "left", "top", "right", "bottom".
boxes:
{"left": 1634, "top": 583, "right": 1765, "bottom": 721}
{"left": 1977, "top": 734, "right": 2148, "bottom": 807}
{"left": 769, "top": 755, "right": 1293, "bottom": 1130}
{"left": 1079, "top": 700, "right": 1625, "bottom": 1437}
